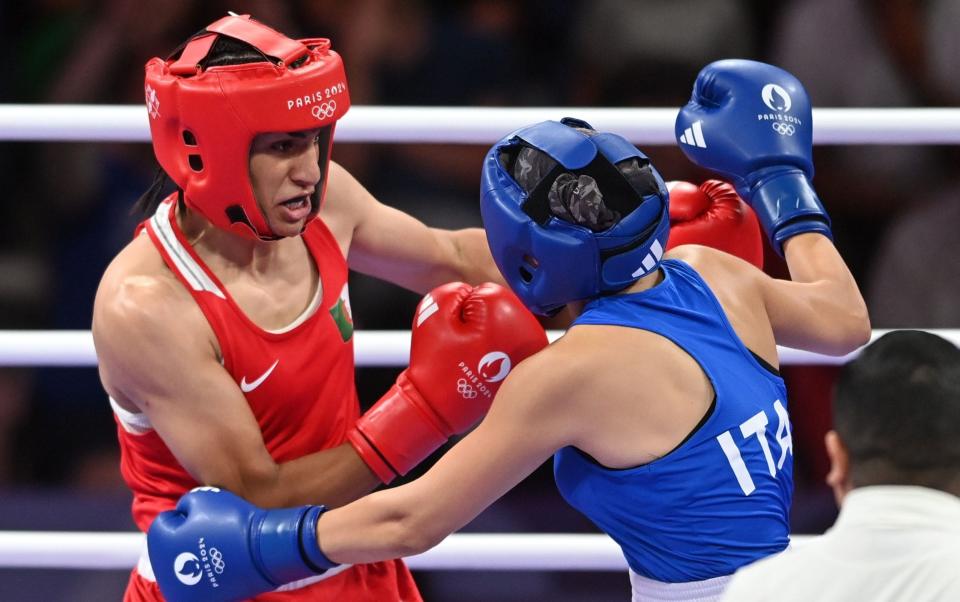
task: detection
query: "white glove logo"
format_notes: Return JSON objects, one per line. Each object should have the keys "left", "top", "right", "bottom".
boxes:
{"left": 478, "top": 351, "right": 511, "bottom": 383}
{"left": 416, "top": 293, "right": 440, "bottom": 327}
{"left": 174, "top": 552, "right": 203, "bottom": 586}
{"left": 761, "top": 84, "right": 792, "bottom": 113}
{"left": 456, "top": 378, "right": 478, "bottom": 399}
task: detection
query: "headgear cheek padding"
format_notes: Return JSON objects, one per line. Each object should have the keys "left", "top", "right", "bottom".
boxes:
{"left": 144, "top": 14, "right": 350, "bottom": 240}
{"left": 481, "top": 119, "right": 670, "bottom": 316}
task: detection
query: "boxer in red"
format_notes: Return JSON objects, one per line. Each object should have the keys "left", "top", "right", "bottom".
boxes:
{"left": 92, "top": 14, "right": 545, "bottom": 601}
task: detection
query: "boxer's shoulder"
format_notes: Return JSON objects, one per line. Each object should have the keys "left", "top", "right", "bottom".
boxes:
{"left": 667, "top": 243, "right": 762, "bottom": 278}
{"left": 94, "top": 233, "right": 213, "bottom": 373}
{"left": 663, "top": 242, "right": 708, "bottom": 263}
{"left": 98, "top": 234, "right": 196, "bottom": 319}
{"left": 661, "top": 246, "right": 768, "bottom": 328}
{"left": 664, "top": 243, "right": 732, "bottom": 274}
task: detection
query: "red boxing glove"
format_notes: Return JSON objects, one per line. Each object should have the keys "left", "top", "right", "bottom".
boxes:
{"left": 347, "top": 282, "right": 548, "bottom": 483}
{"left": 666, "top": 179, "right": 764, "bottom": 270}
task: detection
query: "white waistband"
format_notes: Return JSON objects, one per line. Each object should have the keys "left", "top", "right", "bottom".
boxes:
{"left": 629, "top": 570, "right": 731, "bottom": 602}
{"left": 137, "top": 540, "right": 352, "bottom": 591}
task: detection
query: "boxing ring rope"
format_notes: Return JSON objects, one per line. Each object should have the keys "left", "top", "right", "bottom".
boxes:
{"left": 1, "top": 105, "right": 960, "bottom": 144}
{"left": 0, "top": 531, "right": 813, "bottom": 572}
{"left": 0, "top": 104, "right": 955, "bottom": 573}
{"left": 0, "top": 532, "right": 623, "bottom": 571}
{"left": 2, "top": 329, "right": 959, "bottom": 368}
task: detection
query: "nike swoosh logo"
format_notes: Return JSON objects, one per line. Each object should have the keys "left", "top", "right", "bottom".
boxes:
{"left": 239, "top": 359, "right": 280, "bottom": 393}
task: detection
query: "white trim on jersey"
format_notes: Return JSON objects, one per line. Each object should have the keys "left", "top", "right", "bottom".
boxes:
{"left": 264, "top": 282, "right": 324, "bottom": 335}
{"left": 150, "top": 201, "right": 226, "bottom": 299}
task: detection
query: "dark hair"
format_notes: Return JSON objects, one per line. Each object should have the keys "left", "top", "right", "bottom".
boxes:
{"left": 834, "top": 330, "right": 960, "bottom": 492}
{"left": 134, "top": 30, "right": 276, "bottom": 217}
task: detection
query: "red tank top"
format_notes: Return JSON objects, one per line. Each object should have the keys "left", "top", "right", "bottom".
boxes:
{"left": 115, "top": 197, "right": 420, "bottom": 601}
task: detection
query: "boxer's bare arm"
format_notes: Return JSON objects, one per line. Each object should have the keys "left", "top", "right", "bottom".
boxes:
{"left": 760, "top": 233, "right": 870, "bottom": 355}
{"left": 320, "top": 161, "right": 503, "bottom": 293}
{"left": 315, "top": 345, "right": 584, "bottom": 562}
{"left": 93, "top": 241, "right": 380, "bottom": 508}
{"left": 674, "top": 240, "right": 869, "bottom": 363}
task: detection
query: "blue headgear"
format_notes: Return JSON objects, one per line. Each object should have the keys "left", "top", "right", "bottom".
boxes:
{"left": 481, "top": 118, "right": 670, "bottom": 315}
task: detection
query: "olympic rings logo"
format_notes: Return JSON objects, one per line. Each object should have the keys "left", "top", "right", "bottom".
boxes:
{"left": 209, "top": 548, "right": 226, "bottom": 574}
{"left": 772, "top": 122, "right": 795, "bottom": 136}
{"left": 144, "top": 84, "right": 160, "bottom": 120}
{"left": 456, "top": 378, "right": 478, "bottom": 399}
{"left": 311, "top": 100, "right": 337, "bottom": 120}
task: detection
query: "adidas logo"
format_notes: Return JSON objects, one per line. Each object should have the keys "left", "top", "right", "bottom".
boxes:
{"left": 679, "top": 120, "right": 707, "bottom": 148}
{"left": 416, "top": 293, "right": 440, "bottom": 327}
{"left": 631, "top": 239, "right": 664, "bottom": 278}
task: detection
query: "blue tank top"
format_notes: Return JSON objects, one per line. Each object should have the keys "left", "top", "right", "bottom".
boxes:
{"left": 554, "top": 259, "right": 792, "bottom": 583}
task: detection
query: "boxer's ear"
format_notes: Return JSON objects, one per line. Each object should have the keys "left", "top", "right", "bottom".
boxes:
{"left": 824, "top": 430, "right": 852, "bottom": 506}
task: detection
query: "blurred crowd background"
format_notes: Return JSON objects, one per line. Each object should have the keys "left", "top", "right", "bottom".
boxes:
{"left": 0, "top": 0, "right": 957, "bottom": 599}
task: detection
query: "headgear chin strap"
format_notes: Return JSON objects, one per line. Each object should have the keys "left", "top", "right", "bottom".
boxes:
{"left": 481, "top": 119, "right": 670, "bottom": 315}
{"left": 144, "top": 14, "right": 350, "bottom": 240}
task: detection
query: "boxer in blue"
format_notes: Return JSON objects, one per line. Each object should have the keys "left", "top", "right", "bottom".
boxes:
{"left": 147, "top": 60, "right": 871, "bottom": 602}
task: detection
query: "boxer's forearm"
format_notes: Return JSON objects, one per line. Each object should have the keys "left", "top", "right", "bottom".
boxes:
{"left": 766, "top": 233, "right": 871, "bottom": 354}
{"left": 318, "top": 499, "right": 421, "bottom": 563}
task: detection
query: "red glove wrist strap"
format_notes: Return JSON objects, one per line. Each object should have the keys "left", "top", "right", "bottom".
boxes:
{"left": 348, "top": 372, "right": 450, "bottom": 483}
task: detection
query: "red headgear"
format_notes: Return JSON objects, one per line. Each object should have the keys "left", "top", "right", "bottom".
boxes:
{"left": 144, "top": 14, "right": 350, "bottom": 239}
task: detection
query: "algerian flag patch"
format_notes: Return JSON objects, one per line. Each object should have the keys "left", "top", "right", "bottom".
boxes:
{"left": 329, "top": 282, "right": 354, "bottom": 342}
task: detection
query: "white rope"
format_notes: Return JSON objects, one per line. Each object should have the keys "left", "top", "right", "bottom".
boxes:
{"left": 1, "top": 105, "right": 958, "bottom": 144}
{"left": 0, "top": 531, "right": 812, "bottom": 571}
{"left": 2, "top": 329, "right": 957, "bottom": 368}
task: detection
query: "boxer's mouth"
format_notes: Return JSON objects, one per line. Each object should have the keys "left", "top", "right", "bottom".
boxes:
{"left": 280, "top": 195, "right": 310, "bottom": 209}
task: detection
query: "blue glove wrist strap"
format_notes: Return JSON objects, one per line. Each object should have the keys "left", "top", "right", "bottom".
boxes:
{"left": 255, "top": 506, "right": 317, "bottom": 586}
{"left": 300, "top": 505, "right": 339, "bottom": 572}
{"left": 747, "top": 168, "right": 832, "bottom": 255}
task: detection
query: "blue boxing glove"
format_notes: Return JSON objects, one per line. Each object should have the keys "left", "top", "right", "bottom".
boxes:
{"left": 147, "top": 487, "right": 337, "bottom": 602}
{"left": 675, "top": 59, "right": 832, "bottom": 255}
